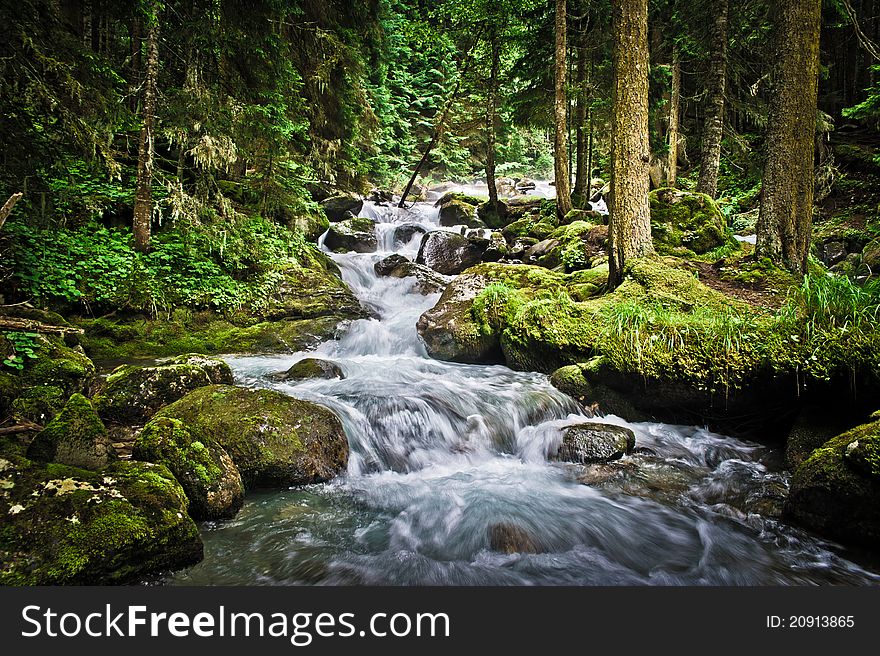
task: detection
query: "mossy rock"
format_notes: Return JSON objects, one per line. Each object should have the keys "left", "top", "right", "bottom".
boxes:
{"left": 320, "top": 194, "right": 364, "bottom": 221}
{"left": 862, "top": 238, "right": 880, "bottom": 273}
{"left": 27, "top": 394, "right": 116, "bottom": 470}
{"left": 19, "top": 336, "right": 96, "bottom": 397}
{"left": 154, "top": 385, "right": 349, "bottom": 489}
{"left": 10, "top": 385, "right": 65, "bottom": 424}
{"left": 281, "top": 207, "right": 330, "bottom": 242}
{"left": 133, "top": 416, "right": 244, "bottom": 520}
{"left": 786, "top": 418, "right": 880, "bottom": 547}
{"left": 434, "top": 191, "right": 487, "bottom": 208}
{"left": 163, "top": 354, "right": 234, "bottom": 384}
{"left": 502, "top": 216, "right": 557, "bottom": 243}
{"left": 323, "top": 216, "right": 378, "bottom": 253}
{"left": 476, "top": 200, "right": 509, "bottom": 229}
{"left": 93, "top": 362, "right": 216, "bottom": 425}
{"left": 0, "top": 458, "right": 203, "bottom": 584}
{"left": 0, "top": 371, "right": 23, "bottom": 416}
{"left": 262, "top": 264, "right": 367, "bottom": 321}
{"left": 417, "top": 262, "right": 607, "bottom": 365}
{"left": 649, "top": 187, "right": 733, "bottom": 255}
{"left": 271, "top": 358, "right": 345, "bottom": 382}
{"left": 438, "top": 199, "right": 485, "bottom": 228}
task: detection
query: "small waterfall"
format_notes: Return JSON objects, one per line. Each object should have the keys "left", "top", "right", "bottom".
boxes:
{"left": 168, "top": 195, "right": 880, "bottom": 587}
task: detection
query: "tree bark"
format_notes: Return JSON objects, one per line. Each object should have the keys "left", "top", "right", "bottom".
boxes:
{"left": 696, "top": 0, "right": 729, "bottom": 198}
{"left": 554, "top": 0, "right": 573, "bottom": 215}
{"left": 608, "top": 0, "right": 654, "bottom": 289}
{"left": 573, "top": 22, "right": 589, "bottom": 204}
{"left": 0, "top": 193, "right": 23, "bottom": 230}
{"left": 133, "top": 10, "right": 159, "bottom": 253}
{"left": 755, "top": 0, "right": 821, "bottom": 275}
{"left": 666, "top": 47, "right": 681, "bottom": 188}
{"left": 485, "top": 25, "right": 500, "bottom": 210}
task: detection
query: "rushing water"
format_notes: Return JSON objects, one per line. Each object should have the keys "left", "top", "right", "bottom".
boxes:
{"left": 168, "top": 199, "right": 879, "bottom": 586}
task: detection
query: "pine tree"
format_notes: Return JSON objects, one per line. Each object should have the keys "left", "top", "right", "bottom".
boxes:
{"left": 608, "top": 0, "right": 653, "bottom": 288}
{"left": 755, "top": 0, "right": 821, "bottom": 275}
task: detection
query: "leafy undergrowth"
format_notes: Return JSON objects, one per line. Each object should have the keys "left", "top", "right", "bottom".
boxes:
{"left": 4, "top": 215, "right": 319, "bottom": 319}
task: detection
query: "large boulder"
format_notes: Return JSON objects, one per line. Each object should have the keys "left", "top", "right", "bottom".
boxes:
{"left": 785, "top": 417, "right": 880, "bottom": 548}
{"left": 552, "top": 422, "right": 636, "bottom": 463}
{"left": 154, "top": 385, "right": 349, "bottom": 488}
{"left": 93, "top": 356, "right": 232, "bottom": 425}
{"left": 133, "top": 416, "right": 244, "bottom": 520}
{"left": 374, "top": 254, "right": 452, "bottom": 294}
{"left": 416, "top": 270, "right": 503, "bottom": 363}
{"left": 321, "top": 194, "right": 363, "bottom": 222}
{"left": 263, "top": 261, "right": 367, "bottom": 321}
{"left": 649, "top": 187, "right": 732, "bottom": 255}
{"left": 323, "top": 216, "right": 378, "bottom": 253}
{"left": 439, "top": 199, "right": 485, "bottom": 228}
{"left": 0, "top": 455, "right": 203, "bottom": 584}
{"left": 26, "top": 393, "right": 116, "bottom": 470}
{"left": 416, "top": 231, "right": 488, "bottom": 275}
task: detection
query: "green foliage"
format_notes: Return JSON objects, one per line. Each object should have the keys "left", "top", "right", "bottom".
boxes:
{"left": 471, "top": 283, "right": 526, "bottom": 334}
{"left": 6, "top": 215, "right": 315, "bottom": 317}
{"left": 2, "top": 332, "right": 41, "bottom": 370}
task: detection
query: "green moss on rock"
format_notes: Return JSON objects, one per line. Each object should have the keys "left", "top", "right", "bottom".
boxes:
{"left": 27, "top": 393, "right": 116, "bottom": 470}
{"left": 0, "top": 458, "right": 202, "bottom": 584}
{"left": 133, "top": 416, "right": 244, "bottom": 520}
{"left": 94, "top": 363, "right": 215, "bottom": 425}
{"left": 649, "top": 188, "right": 733, "bottom": 255}
{"left": 154, "top": 385, "right": 349, "bottom": 488}
{"left": 10, "top": 385, "right": 65, "bottom": 424}
{"left": 786, "top": 418, "right": 880, "bottom": 547}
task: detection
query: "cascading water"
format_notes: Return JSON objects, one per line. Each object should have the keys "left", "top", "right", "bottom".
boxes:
{"left": 168, "top": 198, "right": 880, "bottom": 586}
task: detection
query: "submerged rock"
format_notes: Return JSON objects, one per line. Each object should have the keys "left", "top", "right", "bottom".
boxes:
{"left": 93, "top": 357, "right": 232, "bottom": 425}
{"left": 323, "top": 216, "right": 378, "bottom": 253}
{"left": 0, "top": 455, "right": 203, "bottom": 585}
{"left": 785, "top": 417, "right": 880, "bottom": 548}
{"left": 154, "top": 385, "right": 349, "bottom": 489}
{"left": 26, "top": 393, "right": 117, "bottom": 470}
{"left": 133, "top": 416, "right": 244, "bottom": 520}
{"left": 553, "top": 422, "right": 636, "bottom": 463}
{"left": 488, "top": 522, "right": 541, "bottom": 554}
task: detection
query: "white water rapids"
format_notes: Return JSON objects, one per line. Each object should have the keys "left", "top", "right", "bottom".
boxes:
{"left": 168, "top": 198, "right": 879, "bottom": 585}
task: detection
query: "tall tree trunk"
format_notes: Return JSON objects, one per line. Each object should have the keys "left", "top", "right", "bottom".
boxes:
{"left": 666, "top": 47, "right": 680, "bottom": 188}
{"left": 608, "top": 0, "right": 653, "bottom": 289}
{"left": 573, "top": 23, "right": 589, "bottom": 204}
{"left": 696, "top": 0, "right": 729, "bottom": 198}
{"left": 485, "top": 26, "right": 500, "bottom": 211}
{"left": 133, "top": 12, "right": 159, "bottom": 253}
{"left": 755, "top": 0, "right": 821, "bottom": 275}
{"left": 554, "top": 0, "right": 573, "bottom": 215}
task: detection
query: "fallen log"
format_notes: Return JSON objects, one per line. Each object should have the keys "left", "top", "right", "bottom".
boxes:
{"left": 0, "top": 316, "right": 84, "bottom": 336}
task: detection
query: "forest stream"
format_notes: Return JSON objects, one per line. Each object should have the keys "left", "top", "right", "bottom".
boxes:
{"left": 166, "top": 192, "right": 880, "bottom": 586}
